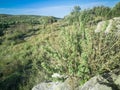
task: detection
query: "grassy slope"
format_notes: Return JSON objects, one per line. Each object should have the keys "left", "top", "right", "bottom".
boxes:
{"left": 0, "top": 14, "right": 120, "bottom": 90}
{"left": 0, "top": 15, "right": 61, "bottom": 90}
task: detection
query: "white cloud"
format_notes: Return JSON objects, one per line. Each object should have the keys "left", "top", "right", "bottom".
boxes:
{"left": 0, "top": 6, "right": 72, "bottom": 18}
{"left": 0, "top": 1, "right": 113, "bottom": 18}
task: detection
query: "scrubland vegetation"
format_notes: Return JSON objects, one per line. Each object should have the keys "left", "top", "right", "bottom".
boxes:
{"left": 0, "top": 2, "right": 120, "bottom": 90}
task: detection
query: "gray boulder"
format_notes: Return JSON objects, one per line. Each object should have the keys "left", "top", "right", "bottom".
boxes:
{"left": 95, "top": 17, "right": 120, "bottom": 34}
{"left": 80, "top": 73, "right": 120, "bottom": 90}
{"left": 95, "top": 21, "right": 106, "bottom": 33}
{"left": 32, "top": 77, "right": 79, "bottom": 90}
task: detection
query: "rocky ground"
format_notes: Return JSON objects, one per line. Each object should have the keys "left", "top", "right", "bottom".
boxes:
{"left": 32, "top": 71, "right": 120, "bottom": 90}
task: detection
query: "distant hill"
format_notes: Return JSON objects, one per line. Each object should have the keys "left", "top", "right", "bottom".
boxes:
{"left": 0, "top": 14, "right": 60, "bottom": 25}
{"left": 0, "top": 14, "right": 61, "bottom": 36}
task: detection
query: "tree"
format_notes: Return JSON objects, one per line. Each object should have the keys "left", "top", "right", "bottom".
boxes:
{"left": 73, "top": 6, "right": 81, "bottom": 13}
{"left": 69, "top": 6, "right": 81, "bottom": 23}
{"left": 112, "top": 2, "right": 120, "bottom": 17}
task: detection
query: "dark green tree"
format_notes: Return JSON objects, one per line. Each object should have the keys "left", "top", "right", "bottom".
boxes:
{"left": 112, "top": 2, "right": 120, "bottom": 17}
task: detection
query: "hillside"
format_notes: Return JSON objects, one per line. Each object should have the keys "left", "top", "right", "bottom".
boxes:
{"left": 0, "top": 2, "right": 120, "bottom": 90}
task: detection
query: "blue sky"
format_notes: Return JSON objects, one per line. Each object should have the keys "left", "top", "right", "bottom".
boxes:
{"left": 0, "top": 0, "right": 120, "bottom": 18}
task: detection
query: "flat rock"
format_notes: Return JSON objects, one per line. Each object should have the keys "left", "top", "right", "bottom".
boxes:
{"left": 32, "top": 77, "right": 78, "bottom": 90}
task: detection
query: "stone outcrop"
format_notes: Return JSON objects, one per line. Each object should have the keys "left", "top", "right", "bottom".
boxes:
{"left": 95, "top": 21, "right": 106, "bottom": 33}
{"left": 32, "top": 72, "right": 120, "bottom": 90}
{"left": 95, "top": 17, "right": 120, "bottom": 34}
